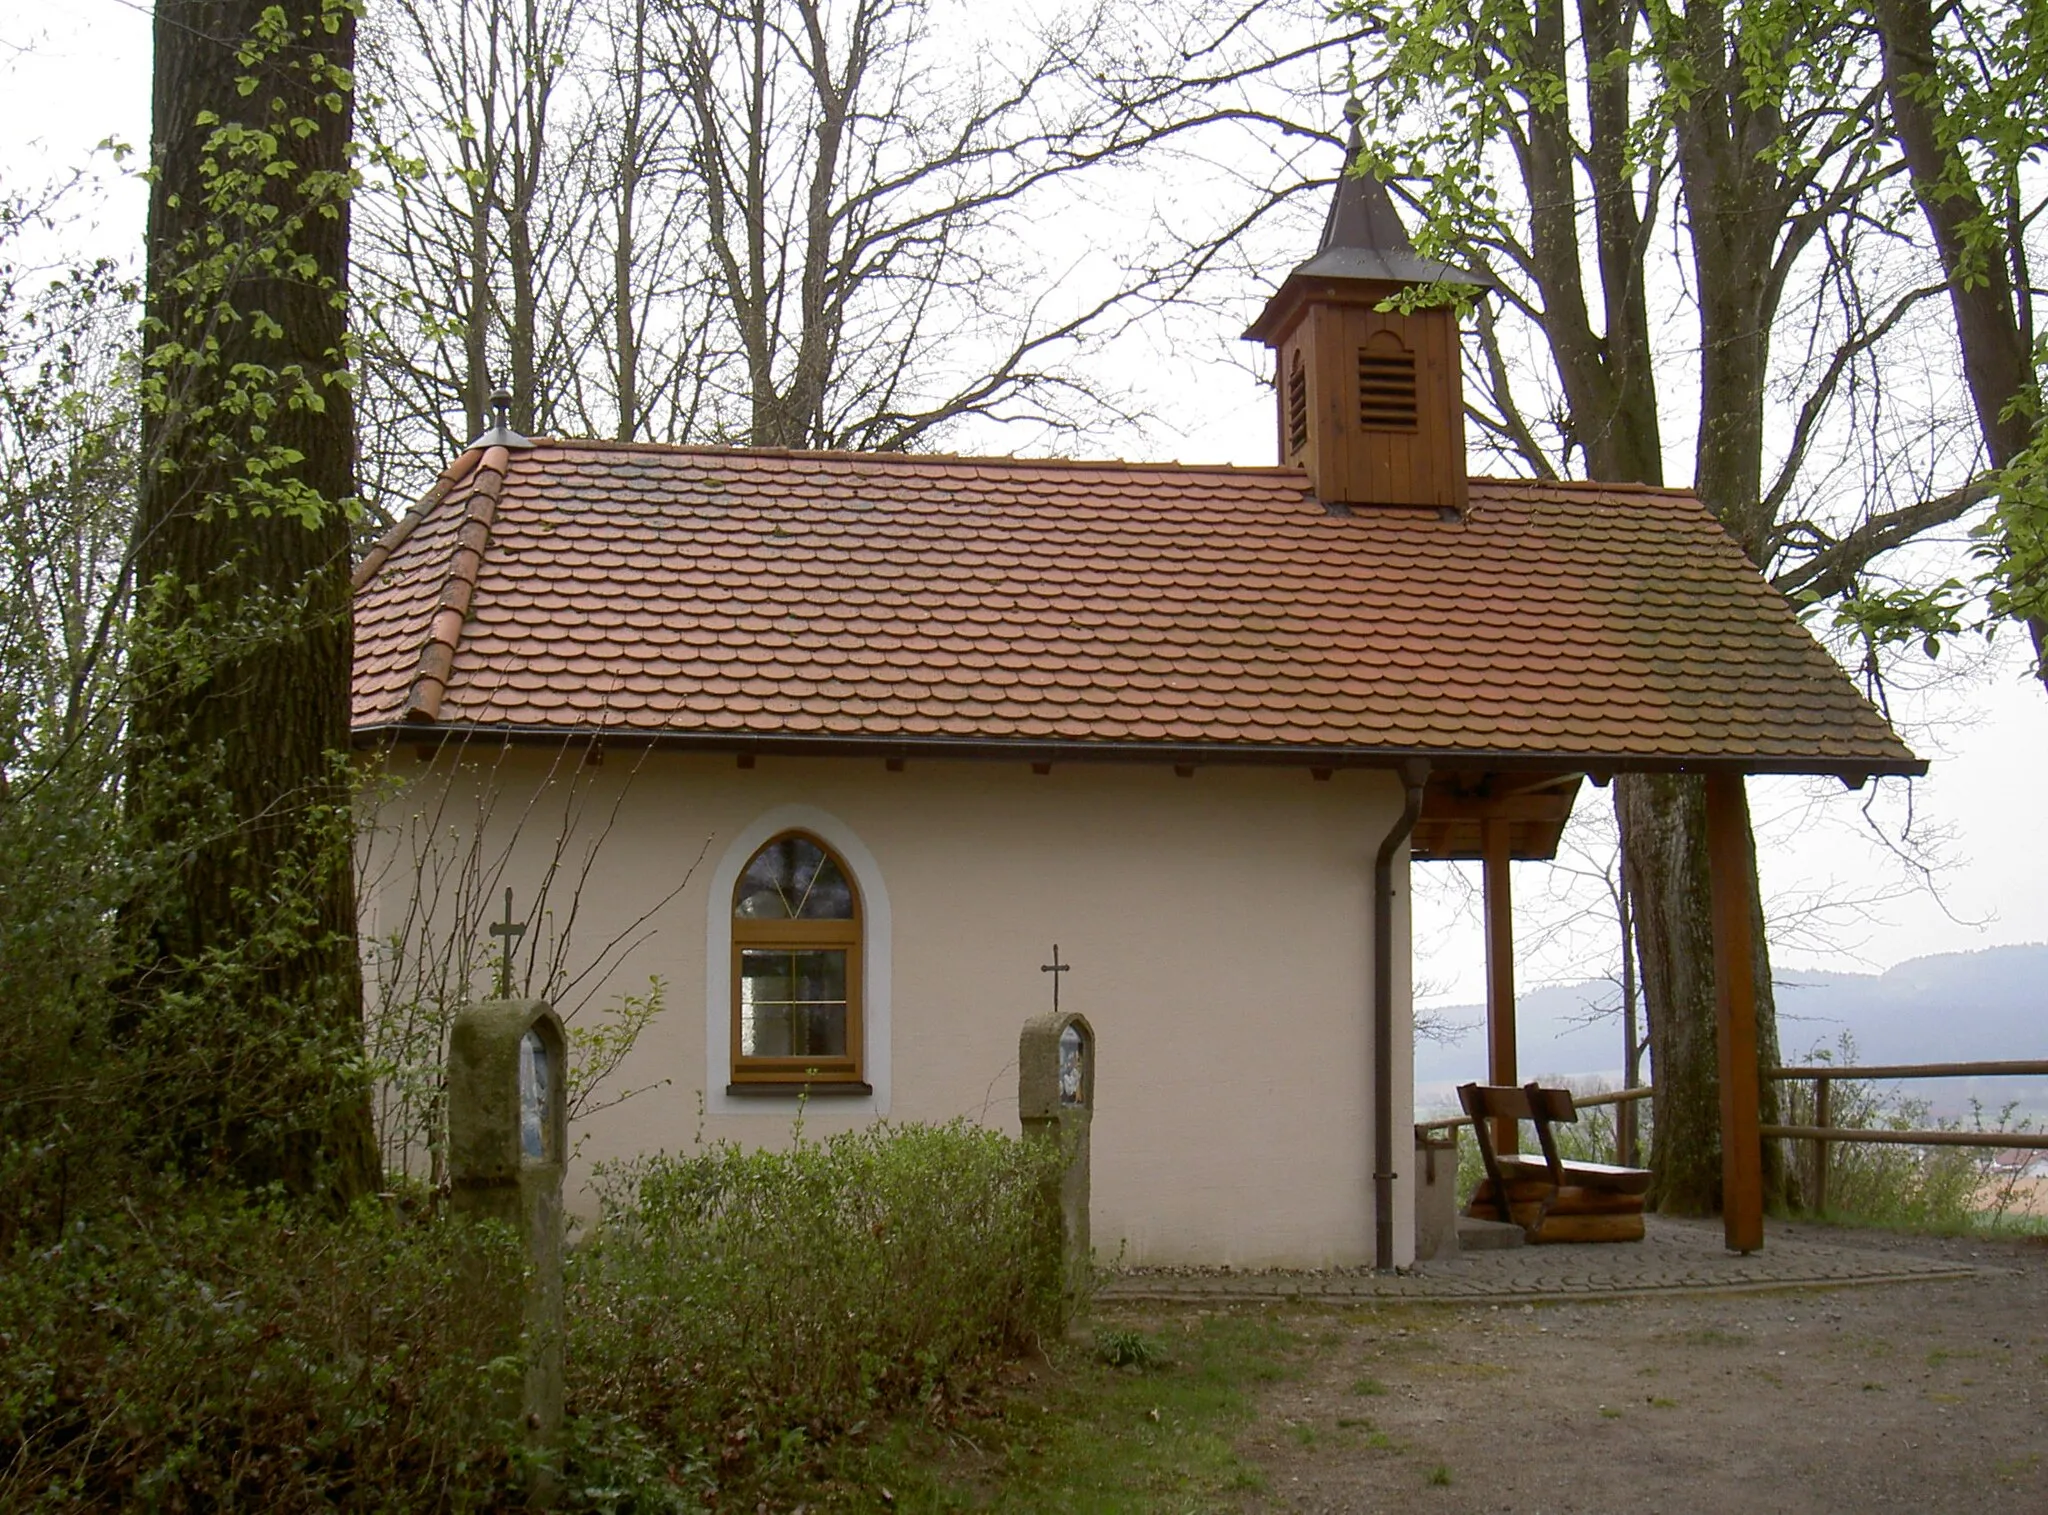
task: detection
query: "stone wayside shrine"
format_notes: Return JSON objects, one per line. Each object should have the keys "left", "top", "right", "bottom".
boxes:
{"left": 353, "top": 112, "right": 1922, "bottom": 1270}
{"left": 1019, "top": 983, "right": 1094, "bottom": 1316}
{"left": 448, "top": 999, "right": 567, "bottom": 1456}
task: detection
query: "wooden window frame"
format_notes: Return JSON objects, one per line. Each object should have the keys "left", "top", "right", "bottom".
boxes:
{"left": 729, "top": 831, "right": 864, "bottom": 1088}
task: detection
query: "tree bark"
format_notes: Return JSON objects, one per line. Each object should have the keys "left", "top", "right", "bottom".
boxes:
{"left": 128, "top": 0, "right": 375, "bottom": 1201}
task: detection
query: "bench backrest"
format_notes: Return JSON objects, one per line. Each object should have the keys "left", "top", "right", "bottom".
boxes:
{"left": 1458, "top": 1083, "right": 1578, "bottom": 1128}
{"left": 1457, "top": 1082, "right": 1578, "bottom": 1222}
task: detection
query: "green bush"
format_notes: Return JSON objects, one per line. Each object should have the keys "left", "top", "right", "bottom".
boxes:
{"left": 0, "top": 1118, "right": 1067, "bottom": 1510}
{"left": 0, "top": 1185, "right": 531, "bottom": 1510}
{"left": 568, "top": 1118, "right": 1065, "bottom": 1490}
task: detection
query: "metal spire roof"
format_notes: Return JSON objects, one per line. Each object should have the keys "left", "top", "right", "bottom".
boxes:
{"left": 1288, "top": 101, "right": 1485, "bottom": 289}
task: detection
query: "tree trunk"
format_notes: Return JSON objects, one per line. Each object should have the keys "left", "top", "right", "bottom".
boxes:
{"left": 1520, "top": 2, "right": 1790, "bottom": 1211}
{"left": 128, "top": 0, "right": 375, "bottom": 1202}
{"left": 1508, "top": 2, "right": 1789, "bottom": 1213}
{"left": 1611, "top": 0, "right": 1801, "bottom": 1215}
{"left": 1616, "top": 774, "right": 1787, "bottom": 1211}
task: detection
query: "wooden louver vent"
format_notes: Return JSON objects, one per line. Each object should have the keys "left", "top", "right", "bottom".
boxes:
{"left": 1357, "top": 338, "right": 1418, "bottom": 431}
{"left": 1286, "top": 348, "right": 1309, "bottom": 457}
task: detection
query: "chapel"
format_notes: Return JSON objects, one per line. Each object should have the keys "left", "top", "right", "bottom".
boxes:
{"left": 351, "top": 120, "right": 1920, "bottom": 1268}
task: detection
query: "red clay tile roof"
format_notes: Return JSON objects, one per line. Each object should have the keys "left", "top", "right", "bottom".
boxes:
{"left": 351, "top": 440, "right": 1922, "bottom": 776}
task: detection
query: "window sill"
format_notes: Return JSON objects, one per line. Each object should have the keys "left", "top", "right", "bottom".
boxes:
{"left": 724, "top": 1080, "right": 874, "bottom": 1098}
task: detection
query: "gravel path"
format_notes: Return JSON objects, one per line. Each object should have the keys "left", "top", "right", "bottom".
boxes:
{"left": 1120, "top": 1221, "right": 2048, "bottom": 1512}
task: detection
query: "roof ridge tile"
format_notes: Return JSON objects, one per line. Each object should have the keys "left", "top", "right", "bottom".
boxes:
{"left": 402, "top": 445, "right": 511, "bottom": 724}
{"left": 352, "top": 447, "right": 486, "bottom": 591}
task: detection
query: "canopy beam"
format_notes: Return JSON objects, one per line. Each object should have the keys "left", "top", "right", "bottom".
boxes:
{"left": 1482, "top": 817, "right": 1518, "bottom": 1155}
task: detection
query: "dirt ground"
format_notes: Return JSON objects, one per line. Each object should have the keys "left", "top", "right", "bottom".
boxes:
{"left": 1226, "top": 1228, "right": 2048, "bottom": 1513}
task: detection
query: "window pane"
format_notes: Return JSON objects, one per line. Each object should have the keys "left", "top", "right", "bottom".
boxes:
{"left": 742, "top": 1003, "right": 794, "bottom": 1058}
{"left": 789, "top": 949, "right": 846, "bottom": 1002}
{"left": 739, "top": 951, "right": 794, "bottom": 1005}
{"left": 794, "top": 1004, "right": 847, "bottom": 1057}
{"left": 738, "top": 948, "right": 848, "bottom": 1060}
{"left": 734, "top": 835, "right": 856, "bottom": 919}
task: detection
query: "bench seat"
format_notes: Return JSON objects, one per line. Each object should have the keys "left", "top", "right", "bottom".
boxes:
{"left": 1458, "top": 1082, "right": 1653, "bottom": 1244}
{"left": 1494, "top": 1153, "right": 1653, "bottom": 1195}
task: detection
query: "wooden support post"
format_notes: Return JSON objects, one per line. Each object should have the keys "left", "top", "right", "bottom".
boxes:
{"left": 1617, "top": 878, "right": 1640, "bottom": 1170}
{"left": 1813, "top": 1077, "right": 1831, "bottom": 1216}
{"left": 1704, "top": 770, "right": 1765, "bottom": 1254}
{"left": 1482, "top": 817, "right": 1517, "bottom": 1156}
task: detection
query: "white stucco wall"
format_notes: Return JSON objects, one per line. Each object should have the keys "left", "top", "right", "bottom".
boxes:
{"left": 359, "top": 745, "right": 1417, "bottom": 1268}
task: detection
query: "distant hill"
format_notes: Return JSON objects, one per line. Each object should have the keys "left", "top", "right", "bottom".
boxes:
{"left": 1414, "top": 943, "right": 2048, "bottom": 1121}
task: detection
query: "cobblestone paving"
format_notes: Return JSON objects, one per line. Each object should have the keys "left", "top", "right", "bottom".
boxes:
{"left": 1098, "top": 1215, "right": 1985, "bottom": 1305}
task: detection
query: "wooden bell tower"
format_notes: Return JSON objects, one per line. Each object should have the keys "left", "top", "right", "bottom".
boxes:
{"left": 1245, "top": 106, "right": 1485, "bottom": 512}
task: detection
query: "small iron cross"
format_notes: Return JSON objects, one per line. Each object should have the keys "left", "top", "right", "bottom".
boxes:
{"left": 1041, "top": 944, "right": 1070, "bottom": 1015}
{"left": 489, "top": 887, "right": 526, "bottom": 998}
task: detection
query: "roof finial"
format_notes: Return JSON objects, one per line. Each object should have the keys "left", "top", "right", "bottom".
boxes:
{"left": 470, "top": 387, "right": 533, "bottom": 451}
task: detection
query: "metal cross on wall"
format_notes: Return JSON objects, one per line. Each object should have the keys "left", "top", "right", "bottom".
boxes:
{"left": 489, "top": 887, "right": 526, "bottom": 998}
{"left": 1041, "top": 944, "right": 1070, "bottom": 1015}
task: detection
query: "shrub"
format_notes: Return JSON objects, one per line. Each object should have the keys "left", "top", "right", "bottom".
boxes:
{"left": 0, "top": 1185, "right": 531, "bottom": 1510}
{"left": 568, "top": 1118, "right": 1065, "bottom": 1487}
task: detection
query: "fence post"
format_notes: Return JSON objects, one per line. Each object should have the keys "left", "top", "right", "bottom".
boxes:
{"left": 1812, "top": 1076, "right": 1831, "bottom": 1216}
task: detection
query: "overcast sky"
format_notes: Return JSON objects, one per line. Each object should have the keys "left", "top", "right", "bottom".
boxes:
{"left": 5, "top": 0, "right": 2043, "bottom": 1010}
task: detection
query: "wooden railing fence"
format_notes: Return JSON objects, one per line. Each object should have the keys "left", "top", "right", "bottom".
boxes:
{"left": 1760, "top": 1060, "right": 2048, "bottom": 1215}
{"left": 1416, "top": 1062, "right": 2048, "bottom": 1216}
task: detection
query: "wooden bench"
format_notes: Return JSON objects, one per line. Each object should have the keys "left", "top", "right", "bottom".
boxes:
{"left": 1457, "top": 1082, "right": 1651, "bottom": 1244}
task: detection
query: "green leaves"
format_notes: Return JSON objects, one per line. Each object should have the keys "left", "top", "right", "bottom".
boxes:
{"left": 1976, "top": 395, "right": 2048, "bottom": 674}
{"left": 1832, "top": 580, "right": 1969, "bottom": 658}
{"left": 1831, "top": 387, "right": 2048, "bottom": 677}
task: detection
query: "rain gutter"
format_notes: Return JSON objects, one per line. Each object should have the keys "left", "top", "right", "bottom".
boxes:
{"left": 1373, "top": 758, "right": 1430, "bottom": 1273}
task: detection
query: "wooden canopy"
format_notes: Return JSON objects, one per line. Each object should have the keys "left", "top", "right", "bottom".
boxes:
{"left": 1412, "top": 763, "right": 1777, "bottom": 1254}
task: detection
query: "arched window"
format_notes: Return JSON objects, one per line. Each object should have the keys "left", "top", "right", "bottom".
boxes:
{"left": 730, "top": 832, "right": 863, "bottom": 1086}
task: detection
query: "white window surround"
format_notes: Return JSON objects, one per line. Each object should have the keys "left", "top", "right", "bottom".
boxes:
{"left": 704, "top": 804, "right": 891, "bottom": 1117}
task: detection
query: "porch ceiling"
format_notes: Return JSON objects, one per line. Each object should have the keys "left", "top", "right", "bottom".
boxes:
{"left": 1409, "top": 769, "right": 1583, "bottom": 862}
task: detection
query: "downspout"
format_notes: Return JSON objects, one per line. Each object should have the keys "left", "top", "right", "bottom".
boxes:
{"left": 1373, "top": 758, "right": 1430, "bottom": 1272}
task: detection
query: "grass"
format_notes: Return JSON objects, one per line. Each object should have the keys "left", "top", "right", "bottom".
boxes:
{"left": 1679, "top": 1326, "right": 1744, "bottom": 1347}
{"left": 791, "top": 1307, "right": 1298, "bottom": 1511}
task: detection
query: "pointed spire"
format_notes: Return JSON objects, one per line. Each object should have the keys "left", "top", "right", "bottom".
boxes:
{"left": 1286, "top": 98, "right": 1485, "bottom": 291}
